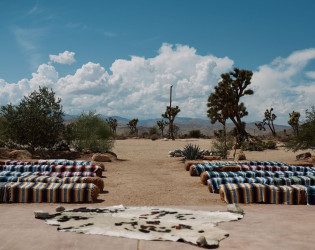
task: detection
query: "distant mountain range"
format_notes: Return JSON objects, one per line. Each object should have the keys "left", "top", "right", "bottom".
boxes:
{"left": 63, "top": 114, "right": 290, "bottom": 136}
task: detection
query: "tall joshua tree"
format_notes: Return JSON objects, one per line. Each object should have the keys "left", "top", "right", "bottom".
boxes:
{"left": 255, "top": 108, "right": 277, "bottom": 137}
{"left": 106, "top": 117, "right": 118, "bottom": 134}
{"left": 207, "top": 90, "right": 230, "bottom": 157}
{"left": 207, "top": 68, "right": 254, "bottom": 145}
{"left": 162, "top": 106, "right": 180, "bottom": 140}
{"left": 288, "top": 111, "right": 300, "bottom": 136}
{"left": 127, "top": 118, "right": 139, "bottom": 135}
{"left": 156, "top": 119, "right": 167, "bottom": 137}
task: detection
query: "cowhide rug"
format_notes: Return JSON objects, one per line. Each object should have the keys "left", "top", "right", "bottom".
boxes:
{"left": 45, "top": 205, "right": 243, "bottom": 248}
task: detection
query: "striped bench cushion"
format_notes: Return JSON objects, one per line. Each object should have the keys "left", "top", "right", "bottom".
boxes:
{"left": 33, "top": 171, "right": 97, "bottom": 177}
{"left": 9, "top": 182, "right": 99, "bottom": 203}
{"left": 220, "top": 183, "right": 307, "bottom": 205}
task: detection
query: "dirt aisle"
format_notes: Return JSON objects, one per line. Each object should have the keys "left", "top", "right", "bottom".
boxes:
{"left": 99, "top": 138, "right": 223, "bottom": 206}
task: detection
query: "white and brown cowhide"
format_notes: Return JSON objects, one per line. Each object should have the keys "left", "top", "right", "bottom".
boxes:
{"left": 45, "top": 205, "right": 243, "bottom": 248}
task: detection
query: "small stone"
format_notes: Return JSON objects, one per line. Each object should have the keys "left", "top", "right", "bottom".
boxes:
{"left": 56, "top": 206, "right": 65, "bottom": 212}
{"left": 174, "top": 153, "right": 182, "bottom": 157}
{"left": 168, "top": 151, "right": 175, "bottom": 156}
{"left": 227, "top": 203, "right": 244, "bottom": 214}
{"left": 237, "top": 153, "right": 246, "bottom": 160}
{"left": 196, "top": 236, "right": 207, "bottom": 247}
{"left": 173, "top": 149, "right": 182, "bottom": 154}
{"left": 34, "top": 211, "right": 50, "bottom": 219}
{"left": 163, "top": 138, "right": 168, "bottom": 141}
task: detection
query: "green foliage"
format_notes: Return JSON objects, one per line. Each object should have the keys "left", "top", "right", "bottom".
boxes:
{"left": 162, "top": 106, "right": 180, "bottom": 140}
{"left": 0, "top": 116, "right": 8, "bottom": 146}
{"left": 189, "top": 129, "right": 202, "bottom": 138}
{"left": 0, "top": 86, "right": 64, "bottom": 150}
{"left": 211, "top": 132, "right": 234, "bottom": 159}
{"left": 182, "top": 144, "right": 202, "bottom": 160}
{"left": 151, "top": 134, "right": 159, "bottom": 141}
{"left": 149, "top": 126, "right": 158, "bottom": 135}
{"left": 286, "top": 106, "right": 315, "bottom": 151}
{"left": 127, "top": 118, "right": 139, "bottom": 135}
{"left": 255, "top": 108, "right": 277, "bottom": 137}
{"left": 242, "top": 140, "right": 265, "bottom": 151}
{"left": 68, "top": 111, "right": 114, "bottom": 153}
{"left": 207, "top": 68, "right": 254, "bottom": 144}
{"left": 288, "top": 111, "right": 300, "bottom": 136}
{"left": 156, "top": 120, "right": 167, "bottom": 137}
{"left": 265, "top": 140, "right": 277, "bottom": 149}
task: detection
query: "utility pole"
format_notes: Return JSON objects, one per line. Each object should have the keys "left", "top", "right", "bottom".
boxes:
{"left": 168, "top": 85, "right": 173, "bottom": 139}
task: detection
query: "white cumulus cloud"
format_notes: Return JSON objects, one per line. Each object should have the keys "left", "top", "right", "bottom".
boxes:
{"left": 1, "top": 44, "right": 314, "bottom": 125}
{"left": 245, "top": 48, "right": 315, "bottom": 124}
{"left": 49, "top": 51, "right": 76, "bottom": 64}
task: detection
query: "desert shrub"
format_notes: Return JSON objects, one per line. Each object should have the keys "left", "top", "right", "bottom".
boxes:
{"left": 0, "top": 86, "right": 64, "bottom": 150}
{"left": 151, "top": 134, "right": 159, "bottom": 141}
{"left": 68, "top": 111, "right": 114, "bottom": 153}
{"left": 211, "top": 133, "right": 234, "bottom": 159}
{"left": 149, "top": 127, "right": 158, "bottom": 135}
{"left": 141, "top": 132, "right": 149, "bottom": 138}
{"left": 188, "top": 129, "right": 202, "bottom": 138}
{"left": 265, "top": 140, "right": 277, "bottom": 149}
{"left": 242, "top": 140, "right": 265, "bottom": 151}
{"left": 182, "top": 144, "right": 202, "bottom": 160}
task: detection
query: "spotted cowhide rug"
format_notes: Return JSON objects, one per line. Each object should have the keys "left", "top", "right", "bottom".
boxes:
{"left": 45, "top": 205, "right": 243, "bottom": 248}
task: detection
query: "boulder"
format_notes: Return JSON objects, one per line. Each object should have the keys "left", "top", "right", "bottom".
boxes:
{"left": 196, "top": 236, "right": 208, "bottom": 247}
{"left": 0, "top": 147, "right": 12, "bottom": 158}
{"left": 238, "top": 153, "right": 246, "bottom": 160}
{"left": 227, "top": 203, "right": 244, "bottom": 214}
{"left": 92, "top": 153, "right": 117, "bottom": 162}
{"left": 34, "top": 211, "right": 50, "bottom": 219}
{"left": 307, "top": 156, "right": 315, "bottom": 163}
{"left": 56, "top": 206, "right": 65, "bottom": 212}
{"left": 203, "top": 155, "right": 221, "bottom": 161}
{"left": 296, "top": 152, "right": 312, "bottom": 160}
{"left": 8, "top": 150, "right": 32, "bottom": 160}
{"left": 92, "top": 161, "right": 105, "bottom": 171}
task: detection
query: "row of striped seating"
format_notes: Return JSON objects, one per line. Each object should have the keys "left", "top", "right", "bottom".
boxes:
{"left": 200, "top": 170, "right": 315, "bottom": 185}
{"left": 219, "top": 183, "right": 307, "bottom": 205}
{"left": 0, "top": 171, "right": 96, "bottom": 178}
{"left": 0, "top": 164, "right": 102, "bottom": 177}
{"left": 208, "top": 175, "right": 315, "bottom": 193}
{"left": 2, "top": 160, "right": 93, "bottom": 166}
{"left": 190, "top": 163, "right": 315, "bottom": 176}
{"left": 0, "top": 182, "right": 99, "bottom": 203}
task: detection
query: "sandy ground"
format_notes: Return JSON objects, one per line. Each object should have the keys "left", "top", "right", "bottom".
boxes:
{"left": 1, "top": 138, "right": 315, "bottom": 250}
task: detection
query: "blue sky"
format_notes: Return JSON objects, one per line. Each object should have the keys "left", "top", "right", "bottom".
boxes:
{"left": 0, "top": 0, "right": 314, "bottom": 124}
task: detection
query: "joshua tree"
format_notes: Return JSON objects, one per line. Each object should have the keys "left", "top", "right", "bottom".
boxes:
{"left": 127, "top": 118, "right": 139, "bottom": 135}
{"left": 106, "top": 117, "right": 118, "bottom": 134}
{"left": 162, "top": 106, "right": 180, "bottom": 140}
{"left": 286, "top": 106, "right": 315, "bottom": 151}
{"left": 288, "top": 111, "right": 300, "bottom": 136}
{"left": 207, "top": 67, "right": 254, "bottom": 145}
{"left": 207, "top": 89, "right": 230, "bottom": 157}
{"left": 255, "top": 108, "right": 277, "bottom": 137}
{"left": 156, "top": 120, "right": 167, "bottom": 137}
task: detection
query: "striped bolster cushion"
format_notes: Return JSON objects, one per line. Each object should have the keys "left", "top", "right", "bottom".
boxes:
{"left": 9, "top": 182, "right": 99, "bottom": 203}
{"left": 306, "top": 186, "right": 315, "bottom": 205}
{"left": 220, "top": 183, "right": 306, "bottom": 205}
{"left": 50, "top": 165, "right": 102, "bottom": 176}
{"left": 46, "top": 160, "right": 92, "bottom": 166}
{"left": 33, "top": 171, "right": 97, "bottom": 177}
{"left": 190, "top": 164, "right": 221, "bottom": 176}
{"left": 17, "top": 176, "right": 104, "bottom": 191}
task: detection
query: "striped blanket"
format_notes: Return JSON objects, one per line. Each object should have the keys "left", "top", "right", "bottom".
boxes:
{"left": 273, "top": 176, "right": 315, "bottom": 186}
{"left": 5, "top": 160, "right": 92, "bottom": 166}
{"left": 0, "top": 165, "right": 102, "bottom": 176}
{"left": 220, "top": 183, "right": 307, "bottom": 205}
{"left": 10, "top": 182, "right": 99, "bottom": 203}
{"left": 33, "top": 171, "right": 96, "bottom": 178}
{"left": 0, "top": 171, "right": 33, "bottom": 177}
{"left": 192, "top": 163, "right": 289, "bottom": 177}
{"left": 306, "top": 186, "right": 315, "bottom": 205}
{"left": 0, "top": 182, "right": 10, "bottom": 202}
{"left": 207, "top": 177, "right": 274, "bottom": 193}
{"left": 17, "top": 176, "right": 104, "bottom": 191}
